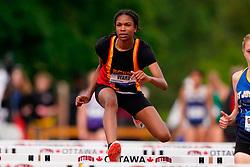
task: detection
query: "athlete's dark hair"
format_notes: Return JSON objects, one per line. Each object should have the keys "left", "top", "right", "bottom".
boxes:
{"left": 114, "top": 9, "right": 140, "bottom": 31}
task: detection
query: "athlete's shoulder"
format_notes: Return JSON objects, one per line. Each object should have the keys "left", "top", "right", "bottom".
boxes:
{"left": 232, "top": 68, "right": 246, "bottom": 88}
{"left": 95, "top": 35, "right": 114, "bottom": 56}
{"left": 232, "top": 68, "right": 246, "bottom": 82}
{"left": 95, "top": 35, "right": 111, "bottom": 48}
{"left": 137, "top": 38, "right": 151, "bottom": 48}
{"left": 136, "top": 38, "right": 155, "bottom": 56}
{"left": 136, "top": 37, "right": 156, "bottom": 68}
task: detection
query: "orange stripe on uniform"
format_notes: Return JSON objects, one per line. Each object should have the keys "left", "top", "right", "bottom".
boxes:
{"left": 106, "top": 36, "right": 116, "bottom": 81}
{"left": 133, "top": 39, "right": 141, "bottom": 91}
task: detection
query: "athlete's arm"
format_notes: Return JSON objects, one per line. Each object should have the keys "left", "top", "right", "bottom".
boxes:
{"left": 75, "top": 58, "right": 102, "bottom": 107}
{"left": 219, "top": 70, "right": 241, "bottom": 128}
{"left": 131, "top": 62, "right": 168, "bottom": 90}
{"left": 229, "top": 71, "right": 241, "bottom": 120}
{"left": 86, "top": 58, "right": 102, "bottom": 97}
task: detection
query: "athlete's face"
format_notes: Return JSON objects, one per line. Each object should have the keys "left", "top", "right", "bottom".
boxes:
{"left": 115, "top": 14, "right": 137, "bottom": 41}
{"left": 243, "top": 40, "right": 250, "bottom": 63}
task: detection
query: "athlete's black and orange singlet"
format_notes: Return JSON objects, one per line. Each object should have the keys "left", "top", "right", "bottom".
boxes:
{"left": 95, "top": 35, "right": 156, "bottom": 94}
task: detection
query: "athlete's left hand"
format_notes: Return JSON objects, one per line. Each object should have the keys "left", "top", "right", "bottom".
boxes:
{"left": 131, "top": 70, "right": 151, "bottom": 84}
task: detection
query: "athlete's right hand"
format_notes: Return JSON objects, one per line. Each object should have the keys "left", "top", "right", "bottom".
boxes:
{"left": 219, "top": 111, "right": 232, "bottom": 129}
{"left": 75, "top": 95, "right": 90, "bottom": 107}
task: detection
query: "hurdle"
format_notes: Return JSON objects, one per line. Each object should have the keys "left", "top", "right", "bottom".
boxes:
{"left": 1, "top": 146, "right": 235, "bottom": 157}
{"left": 0, "top": 140, "right": 238, "bottom": 166}
{"left": 0, "top": 140, "right": 235, "bottom": 148}
{"left": 79, "top": 163, "right": 250, "bottom": 167}
{"left": 0, "top": 162, "right": 79, "bottom": 167}
{"left": 37, "top": 154, "right": 234, "bottom": 164}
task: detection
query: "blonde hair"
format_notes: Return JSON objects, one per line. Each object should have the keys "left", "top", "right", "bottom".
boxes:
{"left": 242, "top": 33, "right": 250, "bottom": 49}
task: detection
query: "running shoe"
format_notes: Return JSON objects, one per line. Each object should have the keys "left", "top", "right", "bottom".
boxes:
{"left": 107, "top": 140, "right": 121, "bottom": 162}
{"left": 132, "top": 116, "right": 145, "bottom": 128}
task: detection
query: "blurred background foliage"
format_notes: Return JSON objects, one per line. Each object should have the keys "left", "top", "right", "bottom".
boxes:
{"left": 1, "top": 0, "right": 250, "bottom": 118}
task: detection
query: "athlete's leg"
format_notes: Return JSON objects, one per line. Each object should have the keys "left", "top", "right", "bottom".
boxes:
{"left": 97, "top": 87, "right": 118, "bottom": 144}
{"left": 135, "top": 106, "right": 171, "bottom": 142}
{"left": 97, "top": 87, "right": 121, "bottom": 161}
{"left": 234, "top": 152, "right": 250, "bottom": 164}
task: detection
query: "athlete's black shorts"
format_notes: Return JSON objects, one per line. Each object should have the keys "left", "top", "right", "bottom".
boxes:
{"left": 235, "top": 139, "right": 250, "bottom": 155}
{"left": 95, "top": 84, "right": 152, "bottom": 117}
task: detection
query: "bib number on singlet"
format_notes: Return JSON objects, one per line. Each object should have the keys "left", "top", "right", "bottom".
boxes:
{"left": 110, "top": 74, "right": 136, "bottom": 85}
{"left": 245, "top": 111, "right": 250, "bottom": 132}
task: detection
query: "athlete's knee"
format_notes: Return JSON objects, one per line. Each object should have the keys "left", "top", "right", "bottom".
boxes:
{"left": 157, "top": 130, "right": 171, "bottom": 142}
{"left": 234, "top": 152, "right": 249, "bottom": 164}
{"left": 103, "top": 97, "right": 118, "bottom": 111}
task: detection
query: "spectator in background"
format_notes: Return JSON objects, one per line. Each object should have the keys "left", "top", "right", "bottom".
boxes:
{"left": 77, "top": 70, "right": 105, "bottom": 140}
{"left": 166, "top": 76, "right": 193, "bottom": 141}
{"left": 178, "top": 69, "right": 213, "bottom": 142}
{"left": 0, "top": 53, "right": 15, "bottom": 124}
{"left": 206, "top": 70, "right": 229, "bottom": 142}
{"left": 28, "top": 71, "right": 58, "bottom": 128}
{"left": 3, "top": 52, "right": 15, "bottom": 75}
{"left": 0, "top": 64, "right": 9, "bottom": 123}
{"left": 1, "top": 65, "right": 32, "bottom": 139}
